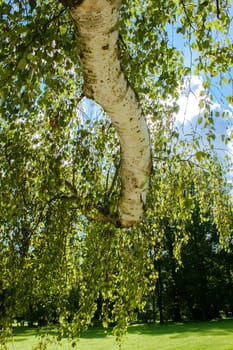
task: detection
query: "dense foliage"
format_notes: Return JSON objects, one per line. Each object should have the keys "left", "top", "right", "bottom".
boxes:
{"left": 0, "top": 0, "right": 233, "bottom": 344}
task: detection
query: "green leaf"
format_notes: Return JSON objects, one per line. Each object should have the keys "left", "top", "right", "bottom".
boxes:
{"left": 195, "top": 151, "right": 206, "bottom": 161}
{"left": 18, "top": 58, "right": 27, "bottom": 70}
{"left": 197, "top": 116, "right": 203, "bottom": 125}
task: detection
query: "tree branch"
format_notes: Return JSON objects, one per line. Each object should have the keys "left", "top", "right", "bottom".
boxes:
{"left": 62, "top": 0, "right": 151, "bottom": 227}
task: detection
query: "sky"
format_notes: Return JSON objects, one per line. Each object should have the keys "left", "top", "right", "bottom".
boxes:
{"left": 174, "top": 74, "right": 233, "bottom": 170}
{"left": 175, "top": 74, "right": 233, "bottom": 131}
{"left": 165, "top": 11, "right": 233, "bottom": 163}
{"left": 81, "top": 7, "right": 233, "bottom": 173}
{"left": 83, "top": 72, "right": 233, "bottom": 159}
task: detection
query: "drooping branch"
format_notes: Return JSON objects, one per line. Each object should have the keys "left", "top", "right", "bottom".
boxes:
{"left": 63, "top": 0, "right": 151, "bottom": 227}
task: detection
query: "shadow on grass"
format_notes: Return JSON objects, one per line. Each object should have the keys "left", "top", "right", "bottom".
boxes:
{"left": 11, "top": 319, "right": 233, "bottom": 341}
{"left": 11, "top": 325, "right": 110, "bottom": 341}
{"left": 128, "top": 319, "right": 233, "bottom": 337}
{"left": 11, "top": 326, "right": 58, "bottom": 343}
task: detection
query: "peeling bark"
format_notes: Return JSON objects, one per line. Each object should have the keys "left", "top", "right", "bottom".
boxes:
{"left": 66, "top": 0, "right": 151, "bottom": 227}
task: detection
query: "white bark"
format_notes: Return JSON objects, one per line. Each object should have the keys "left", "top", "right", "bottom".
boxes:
{"left": 69, "top": 0, "right": 151, "bottom": 227}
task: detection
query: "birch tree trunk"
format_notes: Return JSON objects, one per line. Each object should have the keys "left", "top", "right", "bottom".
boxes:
{"left": 66, "top": 0, "right": 151, "bottom": 227}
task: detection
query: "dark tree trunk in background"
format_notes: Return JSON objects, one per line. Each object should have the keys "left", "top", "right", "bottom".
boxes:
{"left": 157, "top": 259, "right": 164, "bottom": 324}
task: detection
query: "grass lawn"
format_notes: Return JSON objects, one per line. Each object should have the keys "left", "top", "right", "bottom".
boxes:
{"left": 7, "top": 319, "right": 233, "bottom": 350}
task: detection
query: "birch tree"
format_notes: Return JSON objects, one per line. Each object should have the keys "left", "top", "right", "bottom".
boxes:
{"left": 1, "top": 0, "right": 232, "bottom": 226}
{"left": 1, "top": 0, "right": 233, "bottom": 342}
{"left": 64, "top": 0, "right": 151, "bottom": 227}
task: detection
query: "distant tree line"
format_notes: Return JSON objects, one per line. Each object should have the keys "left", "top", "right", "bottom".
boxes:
{"left": 142, "top": 211, "right": 233, "bottom": 324}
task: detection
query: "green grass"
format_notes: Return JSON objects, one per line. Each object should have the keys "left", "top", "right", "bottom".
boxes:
{"left": 7, "top": 319, "right": 233, "bottom": 350}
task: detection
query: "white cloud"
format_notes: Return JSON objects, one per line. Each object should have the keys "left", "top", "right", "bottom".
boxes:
{"left": 175, "top": 75, "right": 221, "bottom": 124}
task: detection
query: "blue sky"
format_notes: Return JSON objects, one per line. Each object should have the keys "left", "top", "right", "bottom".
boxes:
{"left": 81, "top": 8, "right": 233, "bottom": 170}
{"left": 83, "top": 74, "right": 233, "bottom": 161}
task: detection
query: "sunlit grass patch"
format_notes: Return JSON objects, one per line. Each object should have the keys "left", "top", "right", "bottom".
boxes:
{"left": 7, "top": 319, "right": 233, "bottom": 350}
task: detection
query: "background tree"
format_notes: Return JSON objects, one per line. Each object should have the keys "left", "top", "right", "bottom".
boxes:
{"left": 142, "top": 131, "right": 233, "bottom": 323}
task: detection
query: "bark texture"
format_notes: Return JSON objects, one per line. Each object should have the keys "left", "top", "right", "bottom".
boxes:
{"left": 69, "top": 0, "right": 151, "bottom": 227}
